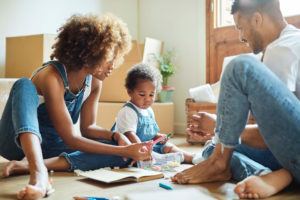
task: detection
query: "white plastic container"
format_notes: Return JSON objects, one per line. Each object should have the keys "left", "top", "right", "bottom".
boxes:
{"left": 137, "top": 152, "right": 184, "bottom": 170}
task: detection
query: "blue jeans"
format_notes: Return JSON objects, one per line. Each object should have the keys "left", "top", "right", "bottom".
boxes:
{"left": 0, "top": 78, "right": 130, "bottom": 171}
{"left": 213, "top": 55, "right": 300, "bottom": 183}
{"left": 0, "top": 78, "right": 41, "bottom": 160}
{"left": 60, "top": 140, "right": 131, "bottom": 171}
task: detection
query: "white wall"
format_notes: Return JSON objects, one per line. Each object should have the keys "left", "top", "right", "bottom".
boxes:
{"left": 0, "top": 0, "right": 206, "bottom": 134}
{"left": 0, "top": 0, "right": 138, "bottom": 76}
{"left": 139, "top": 0, "right": 206, "bottom": 133}
{"left": 99, "top": 0, "right": 138, "bottom": 39}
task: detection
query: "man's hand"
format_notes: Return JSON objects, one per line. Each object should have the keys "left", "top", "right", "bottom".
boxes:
{"left": 187, "top": 112, "right": 216, "bottom": 142}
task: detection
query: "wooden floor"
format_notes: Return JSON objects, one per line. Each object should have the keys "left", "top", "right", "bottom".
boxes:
{"left": 0, "top": 136, "right": 299, "bottom": 200}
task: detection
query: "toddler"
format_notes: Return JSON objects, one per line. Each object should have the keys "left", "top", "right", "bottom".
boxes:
{"left": 112, "top": 63, "right": 194, "bottom": 163}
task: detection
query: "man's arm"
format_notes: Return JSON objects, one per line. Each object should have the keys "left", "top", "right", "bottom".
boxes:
{"left": 241, "top": 124, "right": 267, "bottom": 149}
{"left": 188, "top": 112, "right": 267, "bottom": 148}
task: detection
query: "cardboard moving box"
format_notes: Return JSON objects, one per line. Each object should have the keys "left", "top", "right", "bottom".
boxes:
{"left": 96, "top": 102, "right": 174, "bottom": 133}
{"left": 100, "top": 40, "right": 143, "bottom": 102}
{"left": 5, "top": 34, "right": 56, "bottom": 78}
{"left": 100, "top": 38, "right": 163, "bottom": 102}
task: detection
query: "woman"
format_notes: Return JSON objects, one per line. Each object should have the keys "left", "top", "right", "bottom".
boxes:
{"left": 0, "top": 14, "right": 152, "bottom": 200}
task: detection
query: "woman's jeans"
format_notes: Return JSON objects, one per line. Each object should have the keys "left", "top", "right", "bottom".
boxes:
{"left": 0, "top": 78, "right": 129, "bottom": 171}
{"left": 207, "top": 55, "right": 300, "bottom": 183}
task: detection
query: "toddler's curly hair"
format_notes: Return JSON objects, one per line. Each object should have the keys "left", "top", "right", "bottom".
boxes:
{"left": 125, "top": 63, "right": 162, "bottom": 92}
{"left": 51, "top": 13, "right": 131, "bottom": 71}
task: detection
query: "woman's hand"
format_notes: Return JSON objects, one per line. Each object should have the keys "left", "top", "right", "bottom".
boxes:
{"left": 125, "top": 141, "right": 153, "bottom": 161}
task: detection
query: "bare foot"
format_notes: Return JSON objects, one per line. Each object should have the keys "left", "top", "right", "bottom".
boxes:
{"left": 171, "top": 157, "right": 231, "bottom": 184}
{"left": 17, "top": 183, "right": 54, "bottom": 200}
{"left": 3, "top": 160, "right": 29, "bottom": 177}
{"left": 16, "top": 167, "right": 54, "bottom": 200}
{"left": 234, "top": 170, "right": 292, "bottom": 199}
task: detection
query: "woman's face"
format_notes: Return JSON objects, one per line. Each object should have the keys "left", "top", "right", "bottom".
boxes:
{"left": 91, "top": 59, "right": 115, "bottom": 81}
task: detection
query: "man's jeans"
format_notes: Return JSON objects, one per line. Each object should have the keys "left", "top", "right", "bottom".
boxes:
{"left": 208, "top": 55, "right": 300, "bottom": 183}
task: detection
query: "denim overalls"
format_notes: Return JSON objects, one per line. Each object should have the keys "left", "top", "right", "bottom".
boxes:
{"left": 112, "top": 102, "right": 165, "bottom": 154}
{"left": 0, "top": 61, "right": 129, "bottom": 171}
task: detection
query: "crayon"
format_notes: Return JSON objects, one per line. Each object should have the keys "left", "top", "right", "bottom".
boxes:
{"left": 159, "top": 182, "right": 174, "bottom": 190}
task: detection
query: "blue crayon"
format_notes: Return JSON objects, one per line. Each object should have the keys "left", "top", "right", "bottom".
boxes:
{"left": 74, "top": 197, "right": 109, "bottom": 200}
{"left": 159, "top": 182, "right": 174, "bottom": 190}
{"left": 87, "top": 198, "right": 109, "bottom": 200}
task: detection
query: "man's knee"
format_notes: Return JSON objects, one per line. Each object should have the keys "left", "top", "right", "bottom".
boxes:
{"left": 222, "top": 55, "right": 262, "bottom": 82}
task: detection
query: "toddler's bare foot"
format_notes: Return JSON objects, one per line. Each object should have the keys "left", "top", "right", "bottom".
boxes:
{"left": 3, "top": 160, "right": 29, "bottom": 177}
{"left": 234, "top": 169, "right": 292, "bottom": 199}
{"left": 163, "top": 143, "right": 194, "bottom": 164}
{"left": 171, "top": 157, "right": 231, "bottom": 184}
{"left": 17, "top": 166, "right": 53, "bottom": 200}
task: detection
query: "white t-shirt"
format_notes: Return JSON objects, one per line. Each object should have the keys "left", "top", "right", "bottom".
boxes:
{"left": 263, "top": 24, "right": 300, "bottom": 99}
{"left": 115, "top": 102, "right": 156, "bottom": 134}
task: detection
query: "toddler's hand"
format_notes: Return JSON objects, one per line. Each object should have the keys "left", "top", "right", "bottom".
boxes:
{"left": 154, "top": 133, "right": 169, "bottom": 145}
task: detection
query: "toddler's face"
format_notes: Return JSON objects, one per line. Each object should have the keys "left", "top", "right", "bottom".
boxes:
{"left": 129, "top": 80, "right": 156, "bottom": 109}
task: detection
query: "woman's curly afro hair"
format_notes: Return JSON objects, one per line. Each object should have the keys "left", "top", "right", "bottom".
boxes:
{"left": 51, "top": 13, "right": 131, "bottom": 71}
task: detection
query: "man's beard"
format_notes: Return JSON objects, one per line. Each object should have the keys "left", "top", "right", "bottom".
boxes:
{"left": 251, "top": 30, "right": 263, "bottom": 54}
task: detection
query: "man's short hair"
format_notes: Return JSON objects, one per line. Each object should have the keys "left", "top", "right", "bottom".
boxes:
{"left": 231, "top": 0, "right": 281, "bottom": 18}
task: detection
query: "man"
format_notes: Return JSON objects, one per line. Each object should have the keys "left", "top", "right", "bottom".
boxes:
{"left": 172, "top": 0, "right": 300, "bottom": 198}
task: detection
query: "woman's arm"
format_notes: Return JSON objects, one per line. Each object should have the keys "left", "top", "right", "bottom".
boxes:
{"left": 79, "top": 78, "right": 113, "bottom": 140}
{"left": 80, "top": 78, "right": 135, "bottom": 147}
{"left": 38, "top": 70, "right": 149, "bottom": 160}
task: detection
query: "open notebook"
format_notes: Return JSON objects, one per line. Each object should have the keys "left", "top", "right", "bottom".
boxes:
{"left": 75, "top": 167, "right": 164, "bottom": 183}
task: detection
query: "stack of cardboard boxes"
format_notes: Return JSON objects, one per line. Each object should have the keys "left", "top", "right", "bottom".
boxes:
{"left": 5, "top": 34, "right": 174, "bottom": 133}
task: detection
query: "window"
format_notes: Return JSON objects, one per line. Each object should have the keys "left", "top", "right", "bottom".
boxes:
{"left": 217, "top": 0, "right": 233, "bottom": 27}
{"left": 280, "top": 0, "right": 300, "bottom": 17}
{"left": 216, "top": 0, "right": 300, "bottom": 27}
